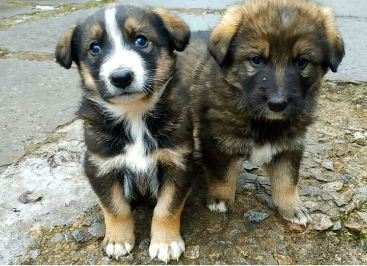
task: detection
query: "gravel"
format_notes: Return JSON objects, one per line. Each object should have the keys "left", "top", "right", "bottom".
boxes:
{"left": 244, "top": 210, "right": 269, "bottom": 224}
{"left": 311, "top": 214, "right": 334, "bottom": 231}
{"left": 72, "top": 229, "right": 89, "bottom": 243}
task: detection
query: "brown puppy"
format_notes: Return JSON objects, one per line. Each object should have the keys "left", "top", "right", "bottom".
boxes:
{"left": 178, "top": 0, "right": 344, "bottom": 225}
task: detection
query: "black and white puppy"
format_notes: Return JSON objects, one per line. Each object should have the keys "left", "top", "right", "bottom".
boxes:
{"left": 55, "top": 4, "right": 193, "bottom": 262}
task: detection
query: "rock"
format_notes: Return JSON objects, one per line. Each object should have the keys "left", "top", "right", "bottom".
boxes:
{"left": 244, "top": 210, "right": 269, "bottom": 224}
{"left": 138, "top": 239, "right": 150, "bottom": 250}
{"left": 83, "top": 214, "right": 104, "bottom": 226}
{"left": 28, "top": 249, "right": 40, "bottom": 260}
{"left": 257, "top": 176, "right": 270, "bottom": 186}
{"left": 263, "top": 254, "right": 278, "bottom": 265}
{"left": 288, "top": 223, "right": 304, "bottom": 233}
{"left": 243, "top": 182, "right": 256, "bottom": 190}
{"left": 88, "top": 222, "right": 105, "bottom": 239}
{"left": 88, "top": 256, "right": 97, "bottom": 265}
{"left": 64, "top": 233, "right": 73, "bottom": 243}
{"left": 352, "top": 194, "right": 367, "bottom": 208}
{"left": 72, "top": 229, "right": 89, "bottom": 243}
{"left": 185, "top": 245, "right": 200, "bottom": 260}
{"left": 255, "top": 193, "right": 276, "bottom": 210}
{"left": 332, "top": 220, "right": 342, "bottom": 230}
{"left": 322, "top": 182, "right": 343, "bottom": 192}
{"left": 321, "top": 161, "right": 334, "bottom": 171}
{"left": 339, "top": 173, "right": 355, "bottom": 183}
{"left": 274, "top": 254, "right": 293, "bottom": 265}
{"left": 353, "top": 132, "right": 366, "bottom": 140}
{"left": 277, "top": 244, "right": 288, "bottom": 256}
{"left": 311, "top": 214, "right": 333, "bottom": 231}
{"left": 310, "top": 168, "right": 327, "bottom": 182}
{"left": 101, "top": 257, "right": 111, "bottom": 264}
{"left": 328, "top": 82, "right": 337, "bottom": 89}
{"left": 242, "top": 161, "right": 258, "bottom": 171}
{"left": 51, "top": 233, "right": 64, "bottom": 243}
{"left": 239, "top": 172, "right": 258, "bottom": 183}
{"left": 344, "top": 222, "right": 363, "bottom": 232}
{"left": 357, "top": 212, "right": 367, "bottom": 223}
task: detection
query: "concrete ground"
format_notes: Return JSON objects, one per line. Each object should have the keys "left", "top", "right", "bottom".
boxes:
{"left": 0, "top": 0, "right": 366, "bottom": 264}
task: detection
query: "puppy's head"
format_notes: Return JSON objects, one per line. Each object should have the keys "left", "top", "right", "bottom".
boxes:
{"left": 209, "top": 0, "right": 345, "bottom": 120}
{"left": 55, "top": 5, "right": 189, "bottom": 104}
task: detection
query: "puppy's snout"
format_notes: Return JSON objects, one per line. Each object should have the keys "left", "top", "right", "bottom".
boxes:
{"left": 110, "top": 70, "right": 134, "bottom": 89}
{"left": 268, "top": 98, "right": 288, "bottom": 112}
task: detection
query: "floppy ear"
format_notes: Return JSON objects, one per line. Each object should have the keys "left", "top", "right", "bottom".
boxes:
{"left": 154, "top": 8, "right": 190, "bottom": 52}
{"left": 321, "top": 7, "right": 345, "bottom": 72}
{"left": 55, "top": 25, "right": 78, "bottom": 69}
{"left": 209, "top": 4, "right": 243, "bottom": 67}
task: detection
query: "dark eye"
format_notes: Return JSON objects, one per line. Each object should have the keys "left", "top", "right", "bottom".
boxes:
{"left": 296, "top": 57, "right": 308, "bottom": 68}
{"left": 90, "top": 43, "right": 101, "bottom": 55}
{"left": 135, "top": 35, "right": 148, "bottom": 48}
{"left": 250, "top": 56, "right": 262, "bottom": 66}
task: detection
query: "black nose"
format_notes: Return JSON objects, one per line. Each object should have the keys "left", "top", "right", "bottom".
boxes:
{"left": 268, "top": 98, "right": 288, "bottom": 112}
{"left": 110, "top": 71, "right": 134, "bottom": 89}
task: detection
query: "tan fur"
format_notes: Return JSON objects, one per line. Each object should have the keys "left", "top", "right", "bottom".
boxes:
{"left": 79, "top": 62, "right": 97, "bottom": 91}
{"left": 263, "top": 159, "right": 301, "bottom": 214}
{"left": 151, "top": 184, "right": 186, "bottom": 243}
{"left": 101, "top": 184, "right": 135, "bottom": 247}
{"left": 154, "top": 143, "right": 191, "bottom": 170}
{"left": 206, "top": 159, "right": 239, "bottom": 205}
{"left": 57, "top": 25, "right": 76, "bottom": 61}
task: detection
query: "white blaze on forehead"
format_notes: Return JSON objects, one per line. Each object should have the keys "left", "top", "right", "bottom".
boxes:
{"left": 100, "top": 7, "right": 146, "bottom": 95}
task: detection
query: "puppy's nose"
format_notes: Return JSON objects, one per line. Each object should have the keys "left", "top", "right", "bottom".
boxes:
{"left": 110, "top": 71, "right": 134, "bottom": 89}
{"left": 268, "top": 98, "right": 288, "bottom": 112}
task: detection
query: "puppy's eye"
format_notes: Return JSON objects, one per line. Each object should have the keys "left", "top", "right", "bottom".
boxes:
{"left": 250, "top": 56, "right": 262, "bottom": 66}
{"left": 296, "top": 57, "right": 308, "bottom": 69}
{"left": 90, "top": 43, "right": 101, "bottom": 55}
{"left": 135, "top": 35, "right": 148, "bottom": 48}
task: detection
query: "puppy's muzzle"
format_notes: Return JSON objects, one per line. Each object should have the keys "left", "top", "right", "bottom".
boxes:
{"left": 110, "top": 70, "right": 134, "bottom": 89}
{"left": 268, "top": 97, "right": 288, "bottom": 112}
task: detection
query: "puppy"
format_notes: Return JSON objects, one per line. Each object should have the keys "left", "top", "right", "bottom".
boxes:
{"left": 178, "top": 0, "right": 344, "bottom": 225}
{"left": 55, "top": 5, "right": 193, "bottom": 262}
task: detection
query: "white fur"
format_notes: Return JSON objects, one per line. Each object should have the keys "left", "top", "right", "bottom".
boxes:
{"left": 106, "top": 242, "right": 133, "bottom": 259}
{"left": 249, "top": 144, "right": 281, "bottom": 166}
{"left": 100, "top": 8, "right": 146, "bottom": 96}
{"left": 207, "top": 200, "right": 228, "bottom": 213}
{"left": 149, "top": 238, "right": 185, "bottom": 262}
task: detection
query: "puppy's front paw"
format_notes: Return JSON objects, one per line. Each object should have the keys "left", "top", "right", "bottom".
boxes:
{"left": 149, "top": 237, "right": 185, "bottom": 262}
{"left": 279, "top": 206, "right": 312, "bottom": 226}
{"left": 103, "top": 222, "right": 135, "bottom": 260}
{"left": 105, "top": 241, "right": 134, "bottom": 259}
{"left": 207, "top": 199, "right": 229, "bottom": 213}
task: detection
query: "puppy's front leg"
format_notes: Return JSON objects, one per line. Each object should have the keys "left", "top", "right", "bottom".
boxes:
{"left": 99, "top": 183, "right": 135, "bottom": 259}
{"left": 149, "top": 168, "right": 191, "bottom": 262}
{"left": 263, "top": 150, "right": 312, "bottom": 226}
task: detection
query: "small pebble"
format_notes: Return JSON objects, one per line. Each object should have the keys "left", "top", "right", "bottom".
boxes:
{"left": 344, "top": 221, "right": 362, "bottom": 232}
{"left": 244, "top": 210, "right": 269, "bottom": 224}
{"left": 311, "top": 213, "right": 333, "bottom": 231}
{"left": 332, "top": 220, "right": 342, "bottom": 231}
{"left": 321, "top": 161, "right": 334, "bottom": 171}
{"left": 72, "top": 229, "right": 89, "bottom": 243}
{"left": 88, "top": 256, "right": 97, "bottom": 265}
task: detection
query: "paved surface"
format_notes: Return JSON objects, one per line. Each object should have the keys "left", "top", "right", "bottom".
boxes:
{"left": 0, "top": 0, "right": 366, "bottom": 264}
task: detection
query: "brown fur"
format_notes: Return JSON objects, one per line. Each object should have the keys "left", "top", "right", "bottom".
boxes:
{"left": 178, "top": 0, "right": 344, "bottom": 225}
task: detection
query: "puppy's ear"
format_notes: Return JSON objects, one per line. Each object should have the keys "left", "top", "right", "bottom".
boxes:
{"left": 55, "top": 25, "right": 78, "bottom": 69}
{"left": 154, "top": 8, "right": 190, "bottom": 52}
{"left": 321, "top": 7, "right": 345, "bottom": 72}
{"left": 209, "top": 4, "right": 243, "bottom": 67}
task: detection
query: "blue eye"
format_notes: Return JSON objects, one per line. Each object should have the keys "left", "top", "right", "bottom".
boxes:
{"left": 250, "top": 56, "right": 262, "bottom": 66}
{"left": 296, "top": 57, "right": 308, "bottom": 68}
{"left": 135, "top": 35, "right": 148, "bottom": 48}
{"left": 90, "top": 43, "right": 101, "bottom": 55}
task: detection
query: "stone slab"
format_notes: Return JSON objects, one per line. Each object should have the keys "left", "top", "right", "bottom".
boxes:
{"left": 0, "top": 59, "right": 81, "bottom": 165}
{"left": 326, "top": 18, "right": 367, "bottom": 82}
{"left": 316, "top": 0, "right": 367, "bottom": 19}
{"left": 0, "top": 4, "right": 36, "bottom": 19}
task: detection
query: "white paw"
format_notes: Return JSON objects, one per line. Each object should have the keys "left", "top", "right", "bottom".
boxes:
{"left": 105, "top": 242, "right": 133, "bottom": 260}
{"left": 207, "top": 200, "right": 228, "bottom": 213}
{"left": 149, "top": 238, "right": 185, "bottom": 262}
{"left": 281, "top": 208, "right": 312, "bottom": 226}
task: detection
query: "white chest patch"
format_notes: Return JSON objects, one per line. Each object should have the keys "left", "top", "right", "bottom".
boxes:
{"left": 249, "top": 144, "right": 282, "bottom": 166}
